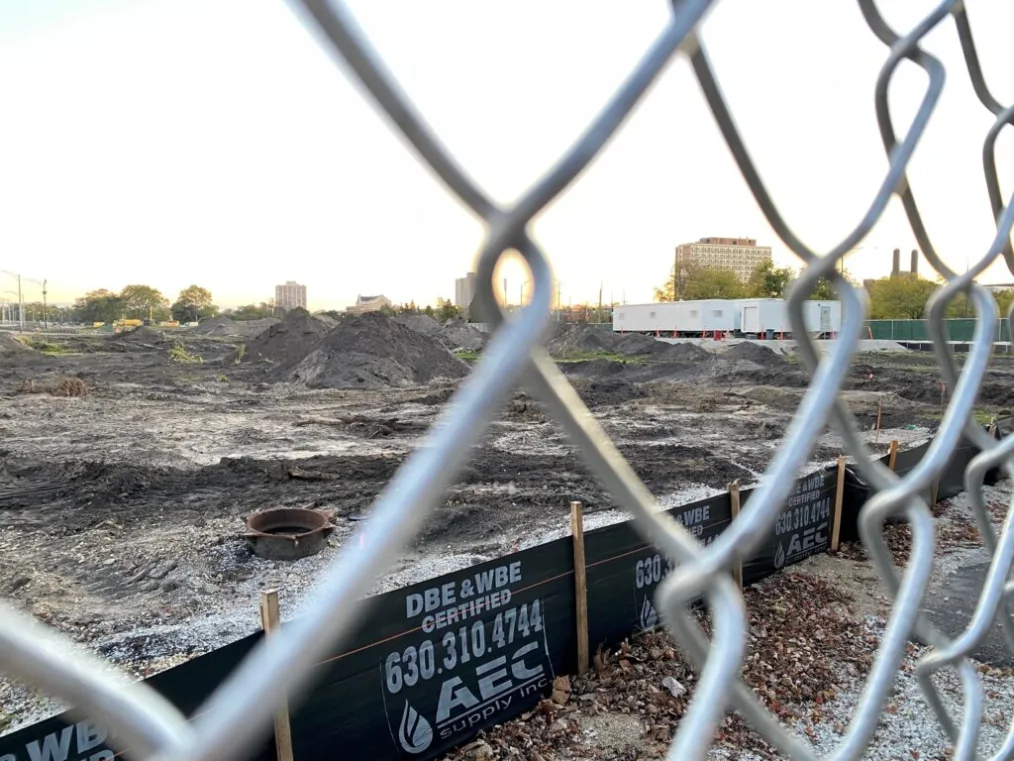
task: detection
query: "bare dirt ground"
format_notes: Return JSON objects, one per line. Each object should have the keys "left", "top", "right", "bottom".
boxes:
{"left": 1, "top": 323, "right": 1012, "bottom": 735}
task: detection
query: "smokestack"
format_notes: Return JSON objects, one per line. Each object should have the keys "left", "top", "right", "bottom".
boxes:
{"left": 892, "top": 248, "right": 900, "bottom": 276}
{"left": 910, "top": 249, "right": 918, "bottom": 277}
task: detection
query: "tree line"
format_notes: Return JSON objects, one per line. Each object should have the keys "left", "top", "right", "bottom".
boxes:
{"left": 65, "top": 285, "right": 217, "bottom": 324}
{"left": 654, "top": 261, "right": 1014, "bottom": 320}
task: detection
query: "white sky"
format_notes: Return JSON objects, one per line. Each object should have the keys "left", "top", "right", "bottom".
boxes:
{"left": 0, "top": 1, "right": 1012, "bottom": 310}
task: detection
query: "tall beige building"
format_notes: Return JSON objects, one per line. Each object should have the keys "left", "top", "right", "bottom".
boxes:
{"left": 275, "top": 281, "right": 307, "bottom": 311}
{"left": 454, "top": 272, "right": 476, "bottom": 309}
{"left": 675, "top": 237, "right": 773, "bottom": 283}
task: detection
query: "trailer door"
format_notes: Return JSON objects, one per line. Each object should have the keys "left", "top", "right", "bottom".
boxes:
{"left": 820, "top": 305, "right": 831, "bottom": 333}
{"left": 743, "top": 305, "right": 757, "bottom": 333}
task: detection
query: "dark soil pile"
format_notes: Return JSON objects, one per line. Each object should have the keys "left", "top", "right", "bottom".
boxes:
{"left": 722, "top": 341, "right": 787, "bottom": 366}
{"left": 661, "top": 342, "right": 712, "bottom": 362}
{"left": 398, "top": 315, "right": 487, "bottom": 351}
{"left": 191, "top": 316, "right": 239, "bottom": 336}
{"left": 613, "top": 333, "right": 672, "bottom": 356}
{"left": 546, "top": 324, "right": 622, "bottom": 357}
{"left": 440, "top": 319, "right": 487, "bottom": 351}
{"left": 571, "top": 378, "right": 647, "bottom": 407}
{"left": 284, "top": 311, "right": 470, "bottom": 389}
{"left": 237, "top": 308, "right": 331, "bottom": 370}
{"left": 234, "top": 317, "right": 281, "bottom": 338}
{"left": 396, "top": 314, "right": 442, "bottom": 337}
{"left": 113, "top": 327, "right": 165, "bottom": 345}
{"left": 0, "top": 333, "right": 32, "bottom": 356}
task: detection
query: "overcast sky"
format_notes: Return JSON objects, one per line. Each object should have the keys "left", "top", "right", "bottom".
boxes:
{"left": 0, "top": 1, "right": 1011, "bottom": 310}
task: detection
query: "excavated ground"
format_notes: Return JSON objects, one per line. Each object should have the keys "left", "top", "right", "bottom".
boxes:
{"left": 1, "top": 327, "right": 1012, "bottom": 733}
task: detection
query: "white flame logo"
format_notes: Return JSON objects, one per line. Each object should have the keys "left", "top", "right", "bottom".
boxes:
{"left": 398, "top": 701, "right": 434, "bottom": 755}
{"left": 774, "top": 540, "right": 786, "bottom": 569}
{"left": 639, "top": 596, "right": 658, "bottom": 630}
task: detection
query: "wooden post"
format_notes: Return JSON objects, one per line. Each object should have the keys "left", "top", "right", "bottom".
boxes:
{"left": 888, "top": 440, "right": 899, "bottom": 472}
{"left": 570, "top": 501, "right": 589, "bottom": 675}
{"left": 876, "top": 400, "right": 882, "bottom": 431}
{"left": 728, "top": 480, "right": 742, "bottom": 588}
{"left": 831, "top": 456, "right": 846, "bottom": 552}
{"left": 260, "top": 591, "right": 295, "bottom": 761}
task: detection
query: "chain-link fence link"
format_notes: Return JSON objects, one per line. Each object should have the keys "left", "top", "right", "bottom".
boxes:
{"left": 2, "top": 1, "right": 1013, "bottom": 759}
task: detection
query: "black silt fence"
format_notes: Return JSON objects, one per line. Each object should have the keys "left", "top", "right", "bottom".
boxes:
{"left": 0, "top": 429, "right": 1002, "bottom": 761}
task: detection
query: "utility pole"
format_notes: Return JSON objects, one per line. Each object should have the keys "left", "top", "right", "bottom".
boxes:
{"left": 673, "top": 247, "right": 679, "bottom": 301}
{"left": 42, "top": 279, "right": 48, "bottom": 329}
{"left": 17, "top": 274, "right": 23, "bottom": 332}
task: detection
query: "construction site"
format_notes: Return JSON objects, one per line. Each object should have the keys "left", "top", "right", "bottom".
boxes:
{"left": 1, "top": 310, "right": 1013, "bottom": 760}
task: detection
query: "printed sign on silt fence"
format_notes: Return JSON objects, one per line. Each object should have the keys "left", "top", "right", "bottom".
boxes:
{"left": 382, "top": 561, "right": 553, "bottom": 756}
{"left": 582, "top": 492, "right": 734, "bottom": 648}
{"left": 743, "top": 468, "right": 836, "bottom": 583}
{"left": 283, "top": 537, "right": 577, "bottom": 761}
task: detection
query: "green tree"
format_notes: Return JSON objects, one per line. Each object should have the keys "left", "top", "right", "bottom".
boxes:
{"left": 120, "top": 284, "right": 170, "bottom": 321}
{"left": 171, "top": 285, "right": 217, "bottom": 322}
{"left": 224, "top": 302, "right": 275, "bottom": 320}
{"left": 807, "top": 268, "right": 856, "bottom": 300}
{"left": 868, "top": 275, "right": 938, "bottom": 319}
{"left": 654, "top": 266, "right": 678, "bottom": 302}
{"left": 746, "top": 260, "right": 794, "bottom": 298}
{"left": 72, "top": 289, "right": 123, "bottom": 323}
{"left": 683, "top": 265, "right": 746, "bottom": 300}
{"left": 945, "top": 288, "right": 1014, "bottom": 319}
{"left": 435, "top": 298, "right": 462, "bottom": 322}
{"left": 654, "top": 264, "right": 746, "bottom": 301}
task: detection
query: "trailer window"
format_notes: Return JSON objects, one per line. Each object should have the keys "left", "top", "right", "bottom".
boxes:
{"left": 617, "top": 312, "right": 624, "bottom": 319}
{"left": 649, "top": 311, "right": 656, "bottom": 318}
{"left": 713, "top": 309, "right": 723, "bottom": 317}
{"left": 689, "top": 310, "right": 699, "bottom": 318}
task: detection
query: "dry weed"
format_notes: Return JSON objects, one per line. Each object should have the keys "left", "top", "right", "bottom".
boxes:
{"left": 50, "top": 377, "right": 89, "bottom": 397}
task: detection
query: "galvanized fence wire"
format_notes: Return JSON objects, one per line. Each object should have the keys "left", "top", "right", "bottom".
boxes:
{"left": 1, "top": 0, "right": 1013, "bottom": 759}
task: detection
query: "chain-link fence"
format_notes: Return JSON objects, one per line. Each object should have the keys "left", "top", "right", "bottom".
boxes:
{"left": 2, "top": 1, "right": 1014, "bottom": 759}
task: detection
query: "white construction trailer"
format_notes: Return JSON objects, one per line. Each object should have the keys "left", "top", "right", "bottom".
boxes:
{"left": 674, "top": 299, "right": 739, "bottom": 334}
{"left": 611, "top": 302, "right": 682, "bottom": 333}
{"left": 737, "top": 299, "right": 789, "bottom": 336}
{"left": 613, "top": 300, "right": 738, "bottom": 335}
{"left": 736, "top": 299, "right": 841, "bottom": 337}
{"left": 614, "top": 299, "right": 842, "bottom": 337}
{"left": 801, "top": 300, "right": 841, "bottom": 337}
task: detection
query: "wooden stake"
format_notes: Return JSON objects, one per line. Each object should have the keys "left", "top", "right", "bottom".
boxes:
{"left": 570, "top": 501, "right": 589, "bottom": 676}
{"left": 260, "top": 591, "right": 294, "bottom": 761}
{"left": 876, "top": 400, "right": 882, "bottom": 431}
{"left": 728, "top": 480, "right": 742, "bottom": 588}
{"left": 888, "top": 440, "right": 899, "bottom": 472}
{"left": 831, "top": 456, "right": 846, "bottom": 552}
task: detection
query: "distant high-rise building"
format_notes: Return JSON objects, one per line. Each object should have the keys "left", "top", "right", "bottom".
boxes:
{"left": 674, "top": 237, "right": 773, "bottom": 286}
{"left": 454, "top": 272, "right": 477, "bottom": 309}
{"left": 275, "top": 281, "right": 307, "bottom": 311}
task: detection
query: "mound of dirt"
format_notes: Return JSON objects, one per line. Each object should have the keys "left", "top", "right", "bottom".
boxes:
{"left": 661, "top": 342, "right": 712, "bottom": 362}
{"left": 440, "top": 319, "right": 486, "bottom": 351}
{"left": 285, "top": 311, "right": 470, "bottom": 389}
{"left": 0, "top": 332, "right": 31, "bottom": 356}
{"left": 722, "top": 342, "right": 787, "bottom": 366}
{"left": 572, "top": 378, "right": 647, "bottom": 407}
{"left": 237, "top": 308, "right": 331, "bottom": 369}
{"left": 232, "top": 317, "right": 281, "bottom": 338}
{"left": 396, "top": 314, "right": 442, "bottom": 337}
{"left": 191, "top": 316, "right": 239, "bottom": 336}
{"left": 114, "top": 327, "right": 165, "bottom": 345}
{"left": 612, "top": 333, "right": 672, "bottom": 356}
{"left": 546, "top": 324, "right": 622, "bottom": 357}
